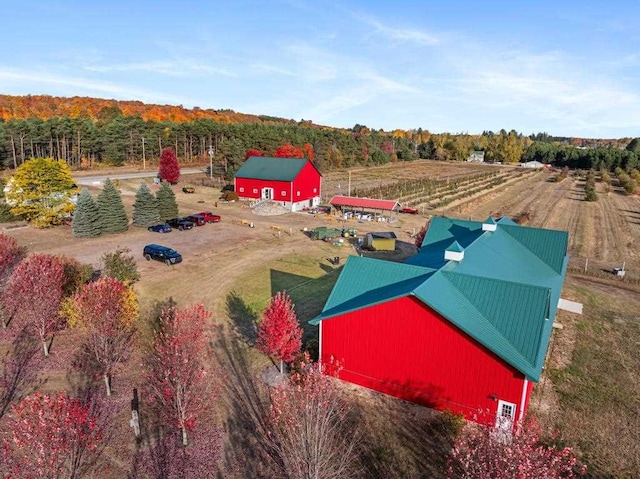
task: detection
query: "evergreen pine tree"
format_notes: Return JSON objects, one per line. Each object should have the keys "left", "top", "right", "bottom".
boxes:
{"left": 156, "top": 182, "right": 179, "bottom": 221}
{"left": 96, "top": 178, "right": 129, "bottom": 233}
{"left": 72, "top": 189, "right": 102, "bottom": 237}
{"left": 132, "top": 182, "right": 160, "bottom": 227}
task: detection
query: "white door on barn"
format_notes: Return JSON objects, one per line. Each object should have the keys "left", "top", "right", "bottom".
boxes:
{"left": 261, "top": 187, "right": 273, "bottom": 200}
{"left": 495, "top": 400, "right": 516, "bottom": 433}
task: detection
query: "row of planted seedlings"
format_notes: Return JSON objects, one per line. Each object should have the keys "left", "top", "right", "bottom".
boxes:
{"left": 404, "top": 170, "right": 514, "bottom": 209}
{"left": 352, "top": 170, "right": 501, "bottom": 204}
{"left": 427, "top": 169, "right": 538, "bottom": 210}
{"left": 406, "top": 171, "right": 511, "bottom": 206}
{"left": 397, "top": 171, "right": 501, "bottom": 205}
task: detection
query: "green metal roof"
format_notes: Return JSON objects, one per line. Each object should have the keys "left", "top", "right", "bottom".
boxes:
{"left": 309, "top": 256, "right": 435, "bottom": 325}
{"left": 312, "top": 216, "right": 569, "bottom": 381}
{"left": 234, "top": 156, "right": 310, "bottom": 182}
{"left": 446, "top": 240, "right": 464, "bottom": 253}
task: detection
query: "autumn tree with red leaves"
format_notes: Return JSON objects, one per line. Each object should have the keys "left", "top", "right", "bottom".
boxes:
{"left": 447, "top": 419, "right": 586, "bottom": 479}
{"left": 274, "top": 143, "right": 305, "bottom": 158}
{"left": 302, "top": 142, "right": 315, "bottom": 161}
{"left": 3, "top": 253, "right": 66, "bottom": 356}
{"left": 159, "top": 147, "right": 180, "bottom": 184}
{"left": 414, "top": 219, "right": 430, "bottom": 249}
{"left": 2, "top": 391, "right": 103, "bottom": 479}
{"left": 0, "top": 233, "right": 26, "bottom": 327}
{"left": 66, "top": 277, "right": 138, "bottom": 396}
{"left": 257, "top": 291, "right": 302, "bottom": 374}
{"left": 145, "top": 304, "right": 213, "bottom": 446}
{"left": 266, "top": 354, "right": 359, "bottom": 479}
{"left": 244, "top": 148, "right": 263, "bottom": 159}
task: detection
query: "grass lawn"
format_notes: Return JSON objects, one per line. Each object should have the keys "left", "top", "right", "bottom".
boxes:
{"left": 535, "top": 277, "right": 640, "bottom": 477}
{"left": 225, "top": 253, "right": 342, "bottom": 346}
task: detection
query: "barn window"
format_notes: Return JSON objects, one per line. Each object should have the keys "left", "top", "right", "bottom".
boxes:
{"left": 313, "top": 187, "right": 317, "bottom": 193}
{"left": 297, "top": 191, "right": 300, "bottom": 196}
{"left": 253, "top": 188, "right": 258, "bottom": 194}
{"left": 281, "top": 191, "right": 286, "bottom": 196}
{"left": 239, "top": 187, "right": 244, "bottom": 192}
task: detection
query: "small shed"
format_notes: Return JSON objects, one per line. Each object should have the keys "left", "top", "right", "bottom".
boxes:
{"left": 365, "top": 232, "right": 397, "bottom": 251}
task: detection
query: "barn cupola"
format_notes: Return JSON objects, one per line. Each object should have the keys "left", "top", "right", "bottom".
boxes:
{"left": 444, "top": 241, "right": 465, "bottom": 262}
{"left": 482, "top": 216, "right": 497, "bottom": 232}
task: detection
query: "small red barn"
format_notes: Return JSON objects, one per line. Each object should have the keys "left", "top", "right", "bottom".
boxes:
{"left": 311, "top": 216, "right": 569, "bottom": 430}
{"left": 234, "top": 156, "right": 321, "bottom": 212}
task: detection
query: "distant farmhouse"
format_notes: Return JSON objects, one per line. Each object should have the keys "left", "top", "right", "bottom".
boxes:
{"left": 234, "top": 156, "right": 321, "bottom": 212}
{"left": 467, "top": 150, "right": 485, "bottom": 163}
{"left": 312, "top": 216, "right": 570, "bottom": 430}
{"left": 521, "top": 160, "right": 546, "bottom": 169}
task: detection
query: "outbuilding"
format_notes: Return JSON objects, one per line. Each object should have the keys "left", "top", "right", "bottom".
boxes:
{"left": 311, "top": 216, "right": 569, "bottom": 430}
{"left": 234, "top": 156, "right": 321, "bottom": 212}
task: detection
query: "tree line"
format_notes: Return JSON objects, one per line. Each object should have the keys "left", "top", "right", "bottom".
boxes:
{"left": 1, "top": 105, "right": 637, "bottom": 177}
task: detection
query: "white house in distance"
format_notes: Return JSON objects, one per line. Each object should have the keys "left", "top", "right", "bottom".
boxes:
{"left": 468, "top": 150, "right": 485, "bottom": 163}
{"left": 521, "top": 160, "right": 546, "bottom": 169}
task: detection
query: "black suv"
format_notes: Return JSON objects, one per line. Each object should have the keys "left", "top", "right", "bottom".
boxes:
{"left": 166, "top": 217, "right": 195, "bottom": 231}
{"left": 143, "top": 244, "right": 182, "bottom": 265}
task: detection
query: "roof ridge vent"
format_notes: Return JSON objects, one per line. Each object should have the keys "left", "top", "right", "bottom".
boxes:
{"left": 444, "top": 240, "right": 465, "bottom": 262}
{"left": 482, "top": 216, "right": 497, "bottom": 232}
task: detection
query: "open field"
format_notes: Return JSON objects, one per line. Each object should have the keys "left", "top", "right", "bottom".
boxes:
{"left": 2, "top": 160, "right": 640, "bottom": 477}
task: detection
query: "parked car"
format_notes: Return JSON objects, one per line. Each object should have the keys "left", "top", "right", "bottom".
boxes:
{"left": 143, "top": 244, "right": 182, "bottom": 265}
{"left": 185, "top": 214, "right": 206, "bottom": 226}
{"left": 400, "top": 207, "right": 419, "bottom": 214}
{"left": 198, "top": 211, "right": 221, "bottom": 223}
{"left": 147, "top": 223, "right": 172, "bottom": 233}
{"left": 166, "top": 217, "right": 195, "bottom": 231}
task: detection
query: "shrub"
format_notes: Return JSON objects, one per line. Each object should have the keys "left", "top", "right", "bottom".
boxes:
{"left": 101, "top": 247, "right": 140, "bottom": 285}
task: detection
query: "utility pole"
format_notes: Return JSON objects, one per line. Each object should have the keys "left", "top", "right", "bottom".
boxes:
{"left": 141, "top": 137, "right": 146, "bottom": 169}
{"left": 208, "top": 145, "right": 215, "bottom": 180}
{"left": 348, "top": 171, "right": 351, "bottom": 196}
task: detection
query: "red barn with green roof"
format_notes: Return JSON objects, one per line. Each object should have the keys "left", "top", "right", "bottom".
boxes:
{"left": 311, "top": 216, "right": 569, "bottom": 429}
{"left": 234, "top": 156, "right": 321, "bottom": 212}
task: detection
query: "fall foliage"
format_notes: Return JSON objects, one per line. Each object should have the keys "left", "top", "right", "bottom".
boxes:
{"left": 2, "top": 391, "right": 104, "bottom": 479}
{"left": 3, "top": 253, "right": 66, "bottom": 356}
{"left": 257, "top": 291, "right": 302, "bottom": 374}
{"left": 266, "top": 354, "right": 359, "bottom": 479}
{"left": 66, "top": 277, "right": 138, "bottom": 396}
{"left": 447, "top": 419, "right": 586, "bottom": 478}
{"left": 145, "top": 303, "right": 213, "bottom": 446}
{"left": 159, "top": 147, "right": 181, "bottom": 184}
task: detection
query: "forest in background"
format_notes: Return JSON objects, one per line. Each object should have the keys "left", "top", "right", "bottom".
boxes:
{"left": 0, "top": 94, "right": 638, "bottom": 177}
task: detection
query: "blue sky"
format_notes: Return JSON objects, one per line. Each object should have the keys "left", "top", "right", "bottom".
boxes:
{"left": 1, "top": 1, "right": 639, "bottom": 138}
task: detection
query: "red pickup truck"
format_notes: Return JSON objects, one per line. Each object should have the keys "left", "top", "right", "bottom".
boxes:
{"left": 400, "top": 207, "right": 419, "bottom": 214}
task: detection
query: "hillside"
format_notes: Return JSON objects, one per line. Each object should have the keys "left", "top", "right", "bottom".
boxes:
{"left": 0, "top": 94, "right": 321, "bottom": 127}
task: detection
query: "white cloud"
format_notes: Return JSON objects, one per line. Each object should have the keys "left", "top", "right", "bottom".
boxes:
{"left": 0, "top": 67, "right": 185, "bottom": 104}
{"left": 356, "top": 15, "right": 441, "bottom": 46}
{"left": 83, "top": 59, "right": 236, "bottom": 77}
{"left": 250, "top": 63, "right": 294, "bottom": 76}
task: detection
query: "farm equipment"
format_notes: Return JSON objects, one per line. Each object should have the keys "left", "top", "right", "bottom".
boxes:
{"left": 182, "top": 185, "right": 195, "bottom": 193}
{"left": 310, "top": 226, "right": 342, "bottom": 241}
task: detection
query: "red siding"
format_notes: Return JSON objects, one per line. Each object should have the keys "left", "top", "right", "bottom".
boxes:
{"left": 291, "top": 161, "right": 321, "bottom": 202}
{"left": 321, "top": 296, "right": 529, "bottom": 425}
{"left": 234, "top": 160, "right": 321, "bottom": 202}
{"left": 235, "top": 178, "right": 292, "bottom": 200}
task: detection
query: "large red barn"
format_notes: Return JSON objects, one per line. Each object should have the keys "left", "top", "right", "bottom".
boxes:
{"left": 234, "top": 156, "right": 321, "bottom": 212}
{"left": 311, "top": 216, "right": 569, "bottom": 430}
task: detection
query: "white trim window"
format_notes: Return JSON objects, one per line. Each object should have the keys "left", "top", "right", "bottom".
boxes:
{"left": 281, "top": 191, "right": 286, "bottom": 196}
{"left": 239, "top": 187, "right": 244, "bottom": 192}
{"left": 313, "top": 187, "right": 317, "bottom": 193}
{"left": 297, "top": 191, "right": 301, "bottom": 196}
{"left": 253, "top": 188, "right": 258, "bottom": 194}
